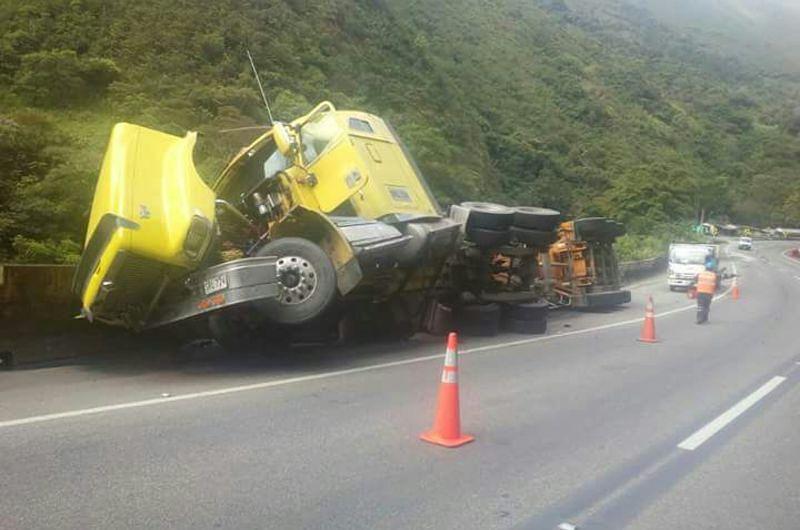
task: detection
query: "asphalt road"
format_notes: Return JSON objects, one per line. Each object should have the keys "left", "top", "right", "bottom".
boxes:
{"left": 2, "top": 240, "right": 799, "bottom": 529}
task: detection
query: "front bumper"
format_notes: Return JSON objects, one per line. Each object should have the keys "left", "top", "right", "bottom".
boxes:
{"left": 147, "top": 257, "right": 279, "bottom": 328}
{"left": 668, "top": 275, "right": 695, "bottom": 287}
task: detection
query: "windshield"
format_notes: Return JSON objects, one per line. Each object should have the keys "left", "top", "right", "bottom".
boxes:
{"left": 300, "top": 112, "right": 340, "bottom": 165}
{"left": 670, "top": 247, "right": 709, "bottom": 265}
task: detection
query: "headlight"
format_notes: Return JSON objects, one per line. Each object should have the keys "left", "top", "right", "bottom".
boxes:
{"left": 184, "top": 216, "right": 211, "bottom": 259}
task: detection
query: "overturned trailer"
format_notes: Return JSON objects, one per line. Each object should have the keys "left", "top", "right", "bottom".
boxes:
{"left": 544, "top": 217, "right": 631, "bottom": 308}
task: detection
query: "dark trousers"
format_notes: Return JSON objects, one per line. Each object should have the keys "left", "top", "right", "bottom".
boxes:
{"left": 696, "top": 292, "right": 712, "bottom": 323}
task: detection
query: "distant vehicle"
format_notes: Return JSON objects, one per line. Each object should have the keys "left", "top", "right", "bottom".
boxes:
{"left": 738, "top": 237, "right": 753, "bottom": 250}
{"left": 668, "top": 243, "right": 719, "bottom": 290}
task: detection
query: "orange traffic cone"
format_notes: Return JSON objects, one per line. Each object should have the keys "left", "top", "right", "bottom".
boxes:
{"left": 638, "top": 295, "right": 658, "bottom": 343}
{"left": 732, "top": 277, "right": 740, "bottom": 300}
{"left": 420, "top": 332, "right": 475, "bottom": 448}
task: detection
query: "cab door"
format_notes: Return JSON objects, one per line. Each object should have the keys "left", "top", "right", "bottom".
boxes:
{"left": 305, "top": 137, "right": 369, "bottom": 213}
{"left": 300, "top": 112, "right": 369, "bottom": 213}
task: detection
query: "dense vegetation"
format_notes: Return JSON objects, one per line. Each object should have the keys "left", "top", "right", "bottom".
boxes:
{"left": 1, "top": 0, "right": 799, "bottom": 262}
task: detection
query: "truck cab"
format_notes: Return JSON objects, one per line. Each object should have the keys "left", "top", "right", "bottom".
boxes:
{"left": 73, "top": 102, "right": 464, "bottom": 332}
{"left": 668, "top": 244, "right": 719, "bottom": 290}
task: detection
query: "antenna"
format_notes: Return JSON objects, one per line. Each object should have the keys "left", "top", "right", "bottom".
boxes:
{"left": 246, "top": 49, "right": 274, "bottom": 124}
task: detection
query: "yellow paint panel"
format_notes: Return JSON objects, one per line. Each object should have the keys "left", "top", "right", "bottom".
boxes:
{"left": 306, "top": 137, "right": 369, "bottom": 213}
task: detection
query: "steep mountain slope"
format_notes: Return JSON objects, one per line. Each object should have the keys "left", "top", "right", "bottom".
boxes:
{"left": 632, "top": 0, "right": 800, "bottom": 74}
{"left": 0, "top": 0, "right": 798, "bottom": 262}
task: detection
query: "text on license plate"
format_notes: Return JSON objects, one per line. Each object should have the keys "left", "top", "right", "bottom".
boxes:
{"left": 203, "top": 274, "right": 228, "bottom": 295}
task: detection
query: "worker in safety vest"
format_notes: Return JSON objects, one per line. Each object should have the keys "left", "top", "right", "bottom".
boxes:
{"left": 694, "top": 263, "right": 718, "bottom": 324}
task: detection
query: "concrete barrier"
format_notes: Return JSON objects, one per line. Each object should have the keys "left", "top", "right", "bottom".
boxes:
{"left": 0, "top": 264, "right": 91, "bottom": 365}
{"left": 0, "top": 264, "right": 78, "bottom": 322}
{"left": 0, "top": 264, "right": 206, "bottom": 367}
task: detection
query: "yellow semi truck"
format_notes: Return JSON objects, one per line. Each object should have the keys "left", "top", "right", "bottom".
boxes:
{"left": 73, "top": 102, "right": 564, "bottom": 347}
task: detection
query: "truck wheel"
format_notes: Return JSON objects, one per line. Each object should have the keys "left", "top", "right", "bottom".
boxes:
{"left": 208, "top": 307, "right": 263, "bottom": 352}
{"left": 505, "top": 300, "right": 549, "bottom": 320}
{"left": 461, "top": 202, "right": 515, "bottom": 230}
{"left": 512, "top": 207, "right": 561, "bottom": 231}
{"left": 509, "top": 226, "right": 557, "bottom": 247}
{"left": 574, "top": 217, "right": 614, "bottom": 240}
{"left": 503, "top": 317, "right": 547, "bottom": 335}
{"left": 466, "top": 227, "right": 509, "bottom": 248}
{"left": 607, "top": 220, "right": 626, "bottom": 238}
{"left": 426, "top": 301, "right": 455, "bottom": 336}
{"left": 455, "top": 303, "right": 501, "bottom": 336}
{"left": 255, "top": 237, "right": 337, "bottom": 325}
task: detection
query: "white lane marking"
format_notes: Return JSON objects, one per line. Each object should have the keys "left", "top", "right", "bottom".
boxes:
{"left": 0, "top": 284, "right": 734, "bottom": 430}
{"left": 677, "top": 376, "right": 787, "bottom": 451}
{"left": 794, "top": 276, "right": 800, "bottom": 281}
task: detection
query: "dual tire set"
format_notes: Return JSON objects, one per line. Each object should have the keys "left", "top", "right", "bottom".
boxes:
{"left": 461, "top": 202, "right": 561, "bottom": 248}
{"left": 573, "top": 217, "right": 626, "bottom": 241}
{"left": 448, "top": 202, "right": 558, "bottom": 337}
{"left": 454, "top": 300, "right": 549, "bottom": 337}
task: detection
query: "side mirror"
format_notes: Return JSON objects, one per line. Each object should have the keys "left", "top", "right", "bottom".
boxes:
{"left": 273, "top": 122, "right": 296, "bottom": 158}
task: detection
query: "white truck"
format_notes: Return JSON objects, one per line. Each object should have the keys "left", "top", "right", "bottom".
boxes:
{"left": 667, "top": 243, "right": 719, "bottom": 290}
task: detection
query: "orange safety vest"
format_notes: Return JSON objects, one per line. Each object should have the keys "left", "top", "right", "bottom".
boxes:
{"left": 696, "top": 270, "right": 717, "bottom": 294}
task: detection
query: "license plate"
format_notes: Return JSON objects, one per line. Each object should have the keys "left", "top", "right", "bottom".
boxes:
{"left": 203, "top": 274, "right": 228, "bottom": 295}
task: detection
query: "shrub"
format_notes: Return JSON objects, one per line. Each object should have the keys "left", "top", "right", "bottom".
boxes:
{"left": 14, "top": 50, "right": 119, "bottom": 107}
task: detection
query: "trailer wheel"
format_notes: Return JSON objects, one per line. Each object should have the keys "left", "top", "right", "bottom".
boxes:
{"left": 255, "top": 237, "right": 337, "bottom": 325}
{"left": 574, "top": 217, "right": 614, "bottom": 240}
{"left": 509, "top": 226, "right": 558, "bottom": 247}
{"left": 455, "top": 303, "right": 501, "bottom": 336}
{"left": 466, "top": 227, "right": 509, "bottom": 248}
{"left": 512, "top": 207, "right": 561, "bottom": 231}
{"left": 503, "top": 317, "right": 547, "bottom": 335}
{"left": 461, "top": 202, "right": 515, "bottom": 230}
{"left": 504, "top": 300, "right": 549, "bottom": 321}
{"left": 608, "top": 220, "right": 626, "bottom": 238}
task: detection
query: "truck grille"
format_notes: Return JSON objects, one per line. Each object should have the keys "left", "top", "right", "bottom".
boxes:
{"left": 95, "top": 251, "right": 167, "bottom": 323}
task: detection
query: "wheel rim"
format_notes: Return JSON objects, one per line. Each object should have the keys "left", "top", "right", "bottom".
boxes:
{"left": 276, "top": 256, "right": 318, "bottom": 305}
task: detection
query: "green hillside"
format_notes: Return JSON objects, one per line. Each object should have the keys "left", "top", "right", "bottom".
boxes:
{"left": 1, "top": 0, "right": 799, "bottom": 262}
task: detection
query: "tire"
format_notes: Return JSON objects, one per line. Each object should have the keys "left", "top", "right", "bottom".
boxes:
{"left": 208, "top": 307, "right": 264, "bottom": 352}
{"left": 509, "top": 226, "right": 557, "bottom": 247}
{"left": 503, "top": 317, "right": 547, "bottom": 334}
{"left": 466, "top": 227, "right": 509, "bottom": 248}
{"left": 255, "top": 237, "right": 337, "bottom": 325}
{"left": 609, "top": 220, "right": 626, "bottom": 238}
{"left": 574, "top": 217, "right": 614, "bottom": 239}
{"left": 426, "top": 301, "right": 455, "bottom": 336}
{"left": 461, "top": 202, "right": 515, "bottom": 230}
{"left": 455, "top": 303, "right": 501, "bottom": 336}
{"left": 512, "top": 206, "right": 561, "bottom": 231}
{"left": 505, "top": 300, "right": 548, "bottom": 321}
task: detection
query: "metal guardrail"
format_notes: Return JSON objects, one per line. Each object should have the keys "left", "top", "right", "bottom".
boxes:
{"left": 619, "top": 255, "right": 666, "bottom": 283}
